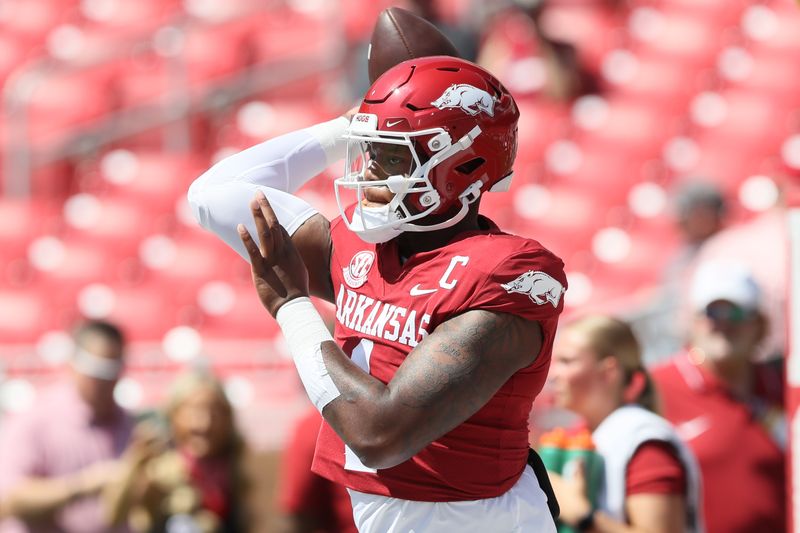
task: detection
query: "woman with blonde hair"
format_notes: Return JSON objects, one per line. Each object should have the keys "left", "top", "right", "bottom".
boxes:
{"left": 104, "top": 368, "right": 251, "bottom": 532}
{"left": 547, "top": 315, "right": 703, "bottom": 532}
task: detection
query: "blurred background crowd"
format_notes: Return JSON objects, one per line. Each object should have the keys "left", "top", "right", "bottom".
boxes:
{"left": 0, "top": 0, "right": 797, "bottom": 531}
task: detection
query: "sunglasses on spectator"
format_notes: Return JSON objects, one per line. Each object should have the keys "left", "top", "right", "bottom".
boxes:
{"left": 703, "top": 302, "right": 756, "bottom": 323}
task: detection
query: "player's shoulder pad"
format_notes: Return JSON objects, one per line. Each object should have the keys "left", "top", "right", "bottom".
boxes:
{"left": 470, "top": 236, "right": 567, "bottom": 317}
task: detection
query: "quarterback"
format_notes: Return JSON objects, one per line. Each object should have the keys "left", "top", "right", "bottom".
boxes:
{"left": 189, "top": 57, "right": 567, "bottom": 531}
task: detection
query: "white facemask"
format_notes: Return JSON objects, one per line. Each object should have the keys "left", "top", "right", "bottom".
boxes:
{"left": 345, "top": 204, "right": 404, "bottom": 244}
{"left": 337, "top": 115, "right": 485, "bottom": 243}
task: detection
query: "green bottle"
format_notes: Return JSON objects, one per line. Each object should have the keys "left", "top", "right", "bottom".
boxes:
{"left": 562, "top": 430, "right": 603, "bottom": 507}
{"left": 558, "top": 430, "right": 603, "bottom": 533}
{"left": 537, "top": 428, "right": 567, "bottom": 474}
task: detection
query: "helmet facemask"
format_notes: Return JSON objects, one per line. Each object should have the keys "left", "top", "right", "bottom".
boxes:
{"left": 335, "top": 113, "right": 484, "bottom": 244}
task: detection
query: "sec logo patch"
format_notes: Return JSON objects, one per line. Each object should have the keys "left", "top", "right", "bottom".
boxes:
{"left": 343, "top": 250, "right": 375, "bottom": 288}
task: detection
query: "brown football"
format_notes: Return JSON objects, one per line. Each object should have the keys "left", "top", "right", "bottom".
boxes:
{"left": 367, "top": 7, "right": 460, "bottom": 83}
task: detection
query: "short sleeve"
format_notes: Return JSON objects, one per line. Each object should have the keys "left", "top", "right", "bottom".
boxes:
{"left": 626, "top": 440, "right": 686, "bottom": 496}
{"left": 470, "top": 245, "right": 567, "bottom": 322}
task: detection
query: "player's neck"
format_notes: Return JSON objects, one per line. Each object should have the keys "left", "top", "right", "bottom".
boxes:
{"left": 396, "top": 210, "right": 482, "bottom": 260}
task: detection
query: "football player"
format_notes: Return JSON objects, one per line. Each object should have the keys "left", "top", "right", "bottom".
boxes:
{"left": 189, "top": 56, "right": 567, "bottom": 532}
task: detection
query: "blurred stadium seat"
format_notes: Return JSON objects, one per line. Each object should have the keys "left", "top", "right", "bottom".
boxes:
{"left": 0, "top": 197, "right": 59, "bottom": 260}
{"left": 0, "top": 0, "right": 796, "bottom": 434}
{"left": 94, "top": 149, "right": 208, "bottom": 210}
{"left": 0, "top": 287, "right": 58, "bottom": 343}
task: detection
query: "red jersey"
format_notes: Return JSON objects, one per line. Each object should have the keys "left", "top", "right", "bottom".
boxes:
{"left": 279, "top": 408, "right": 358, "bottom": 533}
{"left": 312, "top": 215, "right": 567, "bottom": 501}
{"left": 651, "top": 353, "right": 786, "bottom": 533}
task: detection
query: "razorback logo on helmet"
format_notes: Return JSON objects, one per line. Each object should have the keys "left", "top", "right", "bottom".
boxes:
{"left": 431, "top": 84, "right": 495, "bottom": 117}
{"left": 343, "top": 250, "right": 375, "bottom": 288}
{"left": 501, "top": 271, "right": 565, "bottom": 308}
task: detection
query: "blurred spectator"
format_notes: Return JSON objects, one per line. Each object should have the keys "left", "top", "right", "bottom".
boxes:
{"left": 477, "top": 0, "right": 599, "bottom": 102}
{"left": 0, "top": 320, "right": 134, "bottom": 533}
{"left": 651, "top": 261, "right": 785, "bottom": 533}
{"left": 548, "top": 315, "right": 702, "bottom": 532}
{"left": 671, "top": 181, "right": 727, "bottom": 252}
{"left": 275, "top": 407, "right": 357, "bottom": 533}
{"left": 691, "top": 178, "right": 788, "bottom": 362}
{"left": 104, "top": 368, "right": 254, "bottom": 533}
{"left": 637, "top": 180, "right": 728, "bottom": 362}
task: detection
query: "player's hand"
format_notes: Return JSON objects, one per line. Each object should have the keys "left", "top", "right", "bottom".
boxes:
{"left": 238, "top": 191, "right": 310, "bottom": 317}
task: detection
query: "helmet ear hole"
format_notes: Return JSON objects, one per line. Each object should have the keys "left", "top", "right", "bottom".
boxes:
{"left": 455, "top": 157, "right": 485, "bottom": 175}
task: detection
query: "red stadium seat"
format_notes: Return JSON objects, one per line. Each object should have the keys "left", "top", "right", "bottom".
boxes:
{"left": 114, "top": 31, "right": 245, "bottom": 110}
{"left": 0, "top": 287, "right": 61, "bottom": 343}
{"left": 214, "top": 98, "right": 331, "bottom": 151}
{"left": 727, "top": 53, "right": 800, "bottom": 107}
{"left": 60, "top": 193, "right": 165, "bottom": 253}
{"left": 95, "top": 149, "right": 208, "bottom": 210}
{"left": 112, "top": 53, "right": 171, "bottom": 107}
{"left": 628, "top": 11, "right": 722, "bottom": 67}
{"left": 604, "top": 55, "right": 704, "bottom": 111}
{"left": 0, "top": 0, "right": 75, "bottom": 45}
{"left": 194, "top": 284, "right": 281, "bottom": 339}
{"left": 27, "top": 236, "right": 135, "bottom": 292}
{"left": 688, "top": 90, "right": 791, "bottom": 162}
{"left": 63, "top": 280, "right": 191, "bottom": 341}
{"left": 341, "top": 0, "right": 400, "bottom": 43}
{"left": 574, "top": 95, "right": 683, "bottom": 154}
{"left": 0, "top": 198, "right": 59, "bottom": 258}
{"left": 182, "top": 23, "right": 251, "bottom": 84}
{"left": 247, "top": 7, "right": 340, "bottom": 64}
{"left": 78, "top": 0, "right": 179, "bottom": 31}
{"left": 545, "top": 137, "right": 655, "bottom": 205}
{"left": 515, "top": 99, "right": 571, "bottom": 168}
{"left": 742, "top": 2, "right": 800, "bottom": 59}
{"left": 138, "top": 231, "right": 245, "bottom": 290}
{"left": 654, "top": 0, "right": 748, "bottom": 27}
{"left": 507, "top": 182, "right": 605, "bottom": 258}
{"left": 9, "top": 68, "right": 116, "bottom": 144}
{"left": 0, "top": 32, "right": 31, "bottom": 84}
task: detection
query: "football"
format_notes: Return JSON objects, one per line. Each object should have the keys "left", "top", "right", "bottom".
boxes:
{"left": 368, "top": 7, "right": 460, "bottom": 83}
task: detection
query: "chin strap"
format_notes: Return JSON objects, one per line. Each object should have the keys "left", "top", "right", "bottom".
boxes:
{"left": 400, "top": 178, "right": 483, "bottom": 233}
{"left": 395, "top": 126, "right": 484, "bottom": 234}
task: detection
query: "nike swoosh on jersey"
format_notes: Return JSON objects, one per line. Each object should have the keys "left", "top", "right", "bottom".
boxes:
{"left": 409, "top": 284, "right": 437, "bottom": 296}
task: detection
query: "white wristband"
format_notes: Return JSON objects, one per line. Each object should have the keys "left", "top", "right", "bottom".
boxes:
{"left": 276, "top": 297, "right": 341, "bottom": 412}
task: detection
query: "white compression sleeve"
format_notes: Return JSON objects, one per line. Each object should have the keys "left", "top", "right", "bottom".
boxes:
{"left": 275, "top": 297, "right": 341, "bottom": 412}
{"left": 188, "top": 117, "right": 348, "bottom": 262}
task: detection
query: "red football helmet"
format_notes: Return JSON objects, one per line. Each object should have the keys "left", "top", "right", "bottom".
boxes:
{"left": 335, "top": 56, "right": 519, "bottom": 243}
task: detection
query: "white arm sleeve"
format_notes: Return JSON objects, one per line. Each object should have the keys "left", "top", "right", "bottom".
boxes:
{"left": 188, "top": 117, "right": 348, "bottom": 262}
